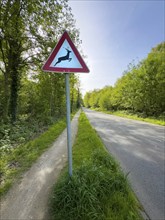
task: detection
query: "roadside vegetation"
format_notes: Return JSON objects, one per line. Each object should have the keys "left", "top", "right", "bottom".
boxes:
{"left": 0, "top": 117, "right": 67, "bottom": 196}
{"left": 93, "top": 109, "right": 164, "bottom": 126}
{"left": 50, "top": 112, "right": 142, "bottom": 220}
{"left": 84, "top": 42, "right": 165, "bottom": 126}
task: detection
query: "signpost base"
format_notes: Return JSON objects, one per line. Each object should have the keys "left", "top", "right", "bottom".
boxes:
{"left": 65, "top": 73, "right": 72, "bottom": 177}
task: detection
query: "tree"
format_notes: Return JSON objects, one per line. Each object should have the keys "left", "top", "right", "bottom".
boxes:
{"left": 84, "top": 92, "right": 91, "bottom": 108}
{"left": 88, "top": 89, "right": 100, "bottom": 108}
{"left": 0, "top": 0, "right": 25, "bottom": 121}
{"left": 0, "top": 0, "right": 81, "bottom": 123}
{"left": 138, "top": 42, "right": 165, "bottom": 115}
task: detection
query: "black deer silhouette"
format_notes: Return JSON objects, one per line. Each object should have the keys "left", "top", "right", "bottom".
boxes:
{"left": 54, "top": 48, "right": 72, "bottom": 66}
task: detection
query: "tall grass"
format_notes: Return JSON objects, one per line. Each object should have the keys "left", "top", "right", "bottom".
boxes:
{"left": 50, "top": 112, "right": 142, "bottom": 220}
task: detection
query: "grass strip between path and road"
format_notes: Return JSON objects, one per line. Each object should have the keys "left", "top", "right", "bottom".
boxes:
{"left": 92, "top": 108, "right": 165, "bottom": 126}
{"left": 0, "top": 117, "right": 67, "bottom": 197}
{"left": 50, "top": 112, "right": 143, "bottom": 220}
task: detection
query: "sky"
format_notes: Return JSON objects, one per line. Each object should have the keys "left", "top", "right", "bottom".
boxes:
{"left": 68, "top": 0, "right": 164, "bottom": 96}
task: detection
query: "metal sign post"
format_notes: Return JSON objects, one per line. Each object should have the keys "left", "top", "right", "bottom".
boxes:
{"left": 65, "top": 73, "right": 72, "bottom": 176}
{"left": 42, "top": 31, "right": 89, "bottom": 177}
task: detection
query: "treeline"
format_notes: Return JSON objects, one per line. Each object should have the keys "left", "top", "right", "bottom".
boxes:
{"left": 0, "top": 0, "right": 82, "bottom": 126}
{"left": 84, "top": 42, "right": 165, "bottom": 117}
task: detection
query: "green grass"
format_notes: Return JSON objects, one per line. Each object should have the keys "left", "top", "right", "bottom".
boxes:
{"left": 50, "top": 112, "right": 142, "bottom": 220}
{"left": 93, "top": 108, "right": 165, "bottom": 126}
{"left": 0, "top": 118, "right": 66, "bottom": 196}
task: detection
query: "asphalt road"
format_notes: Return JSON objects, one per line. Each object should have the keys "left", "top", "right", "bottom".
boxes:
{"left": 84, "top": 108, "right": 165, "bottom": 220}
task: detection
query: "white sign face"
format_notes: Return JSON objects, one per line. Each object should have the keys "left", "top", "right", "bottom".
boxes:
{"left": 50, "top": 40, "right": 82, "bottom": 69}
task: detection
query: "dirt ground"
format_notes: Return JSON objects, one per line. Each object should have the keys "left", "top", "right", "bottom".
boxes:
{"left": 1, "top": 111, "right": 80, "bottom": 220}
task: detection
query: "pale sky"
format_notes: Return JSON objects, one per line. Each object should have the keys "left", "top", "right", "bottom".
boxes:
{"left": 68, "top": 0, "right": 164, "bottom": 96}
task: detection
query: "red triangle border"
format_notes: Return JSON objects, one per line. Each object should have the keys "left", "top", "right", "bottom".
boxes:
{"left": 42, "top": 31, "right": 89, "bottom": 73}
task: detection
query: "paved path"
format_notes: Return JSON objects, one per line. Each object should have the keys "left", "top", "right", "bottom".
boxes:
{"left": 1, "top": 111, "right": 80, "bottom": 220}
{"left": 84, "top": 108, "right": 165, "bottom": 220}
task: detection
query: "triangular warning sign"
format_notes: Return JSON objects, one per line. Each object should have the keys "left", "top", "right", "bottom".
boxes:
{"left": 42, "top": 31, "right": 89, "bottom": 73}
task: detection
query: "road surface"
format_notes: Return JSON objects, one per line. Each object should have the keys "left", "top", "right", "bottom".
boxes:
{"left": 84, "top": 108, "right": 165, "bottom": 220}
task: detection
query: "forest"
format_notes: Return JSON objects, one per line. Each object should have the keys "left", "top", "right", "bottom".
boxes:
{"left": 84, "top": 42, "right": 165, "bottom": 118}
{"left": 0, "top": 0, "right": 82, "bottom": 150}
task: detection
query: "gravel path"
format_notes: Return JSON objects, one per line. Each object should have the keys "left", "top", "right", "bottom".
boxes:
{"left": 1, "top": 110, "right": 80, "bottom": 220}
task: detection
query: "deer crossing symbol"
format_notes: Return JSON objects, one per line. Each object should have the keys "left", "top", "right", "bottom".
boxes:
{"left": 54, "top": 48, "right": 72, "bottom": 66}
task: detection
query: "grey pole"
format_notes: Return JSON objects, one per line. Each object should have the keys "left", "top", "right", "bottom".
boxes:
{"left": 65, "top": 73, "right": 72, "bottom": 177}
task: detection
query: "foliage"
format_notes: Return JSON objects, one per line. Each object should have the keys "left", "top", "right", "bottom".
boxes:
{"left": 98, "top": 86, "right": 113, "bottom": 110}
{"left": 50, "top": 112, "right": 142, "bottom": 220}
{"left": 83, "top": 91, "right": 91, "bottom": 108}
{"left": 84, "top": 42, "right": 165, "bottom": 118}
{"left": 0, "top": 129, "right": 12, "bottom": 154}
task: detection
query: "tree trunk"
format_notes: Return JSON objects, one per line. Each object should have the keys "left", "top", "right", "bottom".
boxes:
{"left": 9, "top": 68, "right": 19, "bottom": 122}
{"left": 3, "top": 72, "right": 10, "bottom": 121}
{"left": 8, "top": 39, "right": 21, "bottom": 123}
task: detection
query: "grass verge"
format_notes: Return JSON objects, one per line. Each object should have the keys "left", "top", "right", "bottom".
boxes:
{"left": 0, "top": 117, "right": 66, "bottom": 197}
{"left": 50, "top": 112, "right": 142, "bottom": 220}
{"left": 93, "top": 108, "right": 164, "bottom": 126}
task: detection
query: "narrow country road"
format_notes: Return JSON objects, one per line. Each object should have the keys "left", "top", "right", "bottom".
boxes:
{"left": 1, "top": 111, "right": 80, "bottom": 220}
{"left": 84, "top": 108, "right": 165, "bottom": 220}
